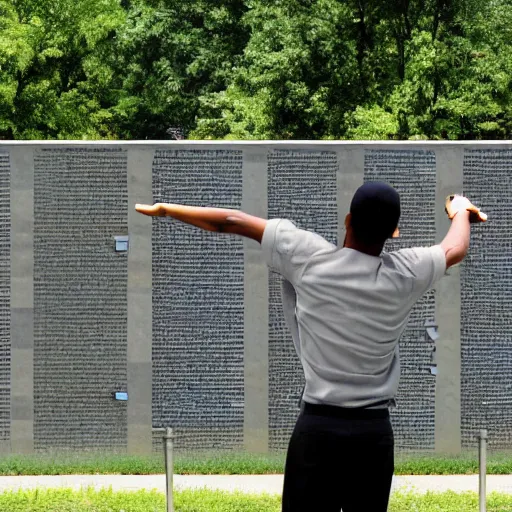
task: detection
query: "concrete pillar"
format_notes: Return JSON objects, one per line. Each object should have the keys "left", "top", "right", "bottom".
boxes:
{"left": 10, "top": 147, "right": 35, "bottom": 454}
{"left": 242, "top": 147, "right": 269, "bottom": 453}
{"left": 127, "top": 148, "right": 154, "bottom": 454}
{"left": 337, "top": 146, "right": 365, "bottom": 244}
{"left": 434, "top": 147, "right": 463, "bottom": 454}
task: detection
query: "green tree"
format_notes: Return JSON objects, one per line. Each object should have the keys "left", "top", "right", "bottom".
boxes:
{"left": 192, "top": 0, "right": 361, "bottom": 139}
{"left": 3, "top": 0, "right": 512, "bottom": 140}
{"left": 193, "top": 0, "right": 512, "bottom": 140}
{"left": 346, "top": 0, "right": 512, "bottom": 140}
{"left": 1, "top": 0, "right": 126, "bottom": 139}
{"left": 111, "top": 0, "right": 249, "bottom": 139}
{"left": 0, "top": 0, "right": 35, "bottom": 137}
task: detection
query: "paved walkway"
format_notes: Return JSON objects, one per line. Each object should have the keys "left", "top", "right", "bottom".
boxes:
{"left": 0, "top": 474, "right": 511, "bottom": 495}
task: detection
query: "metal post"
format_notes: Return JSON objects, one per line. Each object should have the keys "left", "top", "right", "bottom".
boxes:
{"left": 478, "top": 429, "right": 488, "bottom": 512}
{"left": 163, "top": 427, "right": 175, "bottom": 512}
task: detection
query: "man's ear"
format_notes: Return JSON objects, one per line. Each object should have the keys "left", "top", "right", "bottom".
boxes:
{"left": 392, "top": 227, "right": 400, "bottom": 238}
{"left": 345, "top": 213, "right": 351, "bottom": 229}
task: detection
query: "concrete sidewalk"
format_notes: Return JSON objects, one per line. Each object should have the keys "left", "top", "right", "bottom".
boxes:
{"left": 0, "top": 474, "right": 511, "bottom": 495}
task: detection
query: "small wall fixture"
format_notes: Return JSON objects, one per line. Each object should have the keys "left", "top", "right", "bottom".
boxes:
{"left": 425, "top": 319, "right": 439, "bottom": 342}
{"left": 115, "top": 236, "right": 129, "bottom": 252}
{"left": 114, "top": 392, "right": 128, "bottom": 401}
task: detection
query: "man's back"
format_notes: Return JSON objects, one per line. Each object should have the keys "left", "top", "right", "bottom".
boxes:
{"left": 265, "top": 219, "right": 446, "bottom": 407}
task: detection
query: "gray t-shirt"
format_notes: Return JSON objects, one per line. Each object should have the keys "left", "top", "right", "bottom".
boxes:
{"left": 262, "top": 219, "right": 447, "bottom": 408}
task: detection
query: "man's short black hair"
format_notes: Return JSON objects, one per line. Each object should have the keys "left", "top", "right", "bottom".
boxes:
{"left": 350, "top": 181, "right": 401, "bottom": 245}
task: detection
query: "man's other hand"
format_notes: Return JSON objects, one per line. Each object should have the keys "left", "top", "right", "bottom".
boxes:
{"left": 445, "top": 195, "right": 488, "bottom": 223}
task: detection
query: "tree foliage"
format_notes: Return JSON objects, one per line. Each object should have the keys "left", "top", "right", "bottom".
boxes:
{"left": 1, "top": 0, "right": 512, "bottom": 139}
{"left": 0, "top": 0, "right": 126, "bottom": 139}
{"left": 110, "top": 0, "right": 249, "bottom": 139}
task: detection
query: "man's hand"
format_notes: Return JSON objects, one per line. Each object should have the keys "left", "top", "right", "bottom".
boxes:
{"left": 445, "top": 195, "right": 488, "bottom": 223}
{"left": 135, "top": 203, "right": 168, "bottom": 216}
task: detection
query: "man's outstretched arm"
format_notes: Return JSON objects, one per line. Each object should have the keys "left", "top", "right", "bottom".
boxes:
{"left": 135, "top": 203, "right": 267, "bottom": 243}
{"left": 440, "top": 210, "right": 471, "bottom": 268}
{"left": 441, "top": 195, "right": 487, "bottom": 268}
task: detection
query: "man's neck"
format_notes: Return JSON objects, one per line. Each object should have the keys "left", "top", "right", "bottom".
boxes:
{"left": 343, "top": 235, "right": 384, "bottom": 257}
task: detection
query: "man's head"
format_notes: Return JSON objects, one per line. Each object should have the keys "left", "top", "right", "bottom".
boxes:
{"left": 346, "top": 181, "right": 401, "bottom": 247}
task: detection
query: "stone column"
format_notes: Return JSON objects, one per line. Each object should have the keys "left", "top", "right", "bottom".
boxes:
{"left": 337, "top": 146, "right": 365, "bottom": 243}
{"left": 242, "top": 147, "right": 269, "bottom": 453}
{"left": 127, "top": 148, "right": 154, "bottom": 454}
{"left": 434, "top": 146, "right": 463, "bottom": 454}
{"left": 10, "top": 147, "right": 35, "bottom": 454}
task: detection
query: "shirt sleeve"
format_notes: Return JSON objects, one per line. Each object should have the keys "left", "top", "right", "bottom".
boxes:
{"left": 281, "top": 279, "right": 301, "bottom": 359}
{"left": 261, "top": 219, "right": 335, "bottom": 283}
{"left": 392, "top": 245, "right": 447, "bottom": 296}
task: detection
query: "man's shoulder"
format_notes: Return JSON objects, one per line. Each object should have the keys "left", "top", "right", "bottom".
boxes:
{"left": 380, "top": 247, "right": 427, "bottom": 276}
{"left": 385, "top": 246, "right": 444, "bottom": 265}
{"left": 382, "top": 245, "right": 447, "bottom": 289}
{"left": 262, "top": 218, "right": 337, "bottom": 282}
{"left": 268, "top": 219, "right": 336, "bottom": 254}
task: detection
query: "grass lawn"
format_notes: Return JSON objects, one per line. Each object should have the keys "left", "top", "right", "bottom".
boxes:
{"left": 391, "top": 491, "right": 512, "bottom": 511}
{"left": 0, "top": 489, "right": 512, "bottom": 511}
{"left": 0, "top": 451, "right": 512, "bottom": 476}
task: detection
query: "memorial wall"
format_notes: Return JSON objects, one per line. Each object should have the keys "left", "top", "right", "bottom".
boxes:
{"left": 152, "top": 150, "right": 245, "bottom": 451}
{"left": 33, "top": 148, "right": 128, "bottom": 450}
{"left": 365, "top": 150, "right": 437, "bottom": 450}
{"left": 0, "top": 152, "right": 9, "bottom": 445}
{"left": 267, "top": 150, "right": 338, "bottom": 450}
{"left": 461, "top": 150, "right": 512, "bottom": 449}
{"left": 0, "top": 141, "right": 510, "bottom": 455}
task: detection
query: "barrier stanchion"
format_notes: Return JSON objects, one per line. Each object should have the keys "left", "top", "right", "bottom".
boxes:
{"left": 163, "top": 428, "right": 175, "bottom": 512}
{"left": 478, "top": 429, "right": 488, "bottom": 512}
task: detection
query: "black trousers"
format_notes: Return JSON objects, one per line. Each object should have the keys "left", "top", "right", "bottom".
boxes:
{"left": 282, "top": 402, "right": 394, "bottom": 512}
